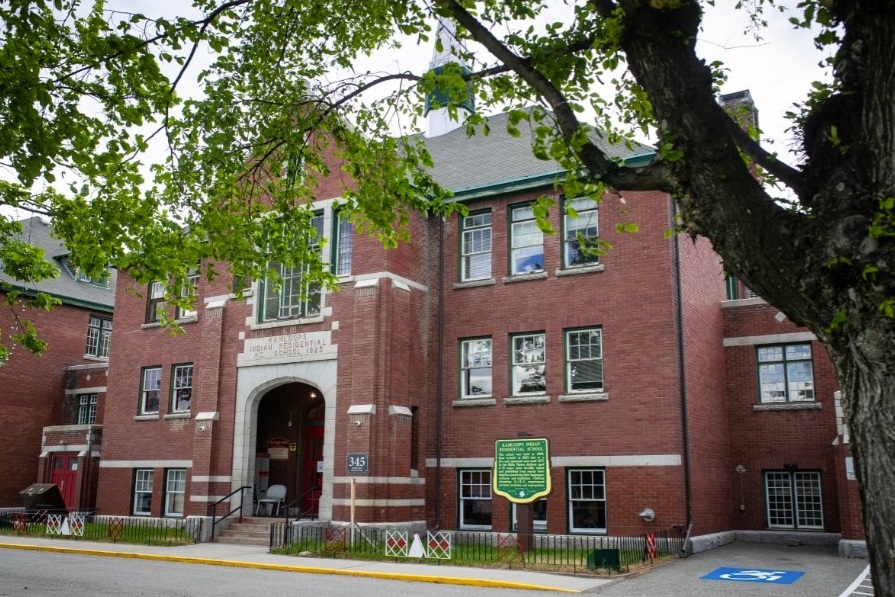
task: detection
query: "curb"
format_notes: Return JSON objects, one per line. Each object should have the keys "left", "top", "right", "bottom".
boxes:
{"left": 0, "top": 542, "right": 582, "bottom": 593}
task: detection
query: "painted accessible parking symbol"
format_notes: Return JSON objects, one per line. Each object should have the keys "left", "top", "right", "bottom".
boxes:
{"left": 702, "top": 567, "right": 806, "bottom": 584}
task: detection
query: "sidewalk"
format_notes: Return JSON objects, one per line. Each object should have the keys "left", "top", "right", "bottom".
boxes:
{"left": 0, "top": 535, "right": 611, "bottom": 593}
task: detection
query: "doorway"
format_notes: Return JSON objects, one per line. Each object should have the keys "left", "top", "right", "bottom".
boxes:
{"left": 50, "top": 453, "right": 77, "bottom": 511}
{"left": 302, "top": 424, "right": 324, "bottom": 516}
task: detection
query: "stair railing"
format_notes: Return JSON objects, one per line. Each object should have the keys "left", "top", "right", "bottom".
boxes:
{"left": 209, "top": 485, "right": 252, "bottom": 541}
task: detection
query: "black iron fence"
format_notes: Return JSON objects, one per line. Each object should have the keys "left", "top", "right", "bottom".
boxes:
{"left": 0, "top": 510, "right": 202, "bottom": 545}
{"left": 270, "top": 523, "right": 685, "bottom": 573}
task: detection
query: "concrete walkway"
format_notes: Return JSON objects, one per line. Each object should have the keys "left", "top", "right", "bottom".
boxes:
{"left": 0, "top": 535, "right": 610, "bottom": 593}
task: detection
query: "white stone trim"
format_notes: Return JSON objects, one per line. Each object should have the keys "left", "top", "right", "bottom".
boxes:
{"left": 331, "top": 499, "right": 425, "bottom": 507}
{"left": 347, "top": 404, "right": 376, "bottom": 415}
{"left": 553, "top": 455, "right": 682, "bottom": 467}
{"left": 723, "top": 332, "right": 816, "bottom": 346}
{"left": 425, "top": 455, "right": 682, "bottom": 468}
{"left": 352, "top": 271, "right": 428, "bottom": 292}
{"left": 192, "top": 475, "right": 231, "bottom": 483}
{"left": 64, "top": 387, "right": 107, "bottom": 396}
{"left": 332, "top": 476, "right": 425, "bottom": 485}
{"left": 100, "top": 460, "right": 193, "bottom": 468}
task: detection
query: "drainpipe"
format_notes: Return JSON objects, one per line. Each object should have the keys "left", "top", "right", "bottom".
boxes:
{"left": 433, "top": 217, "right": 445, "bottom": 530}
{"left": 671, "top": 202, "right": 694, "bottom": 551}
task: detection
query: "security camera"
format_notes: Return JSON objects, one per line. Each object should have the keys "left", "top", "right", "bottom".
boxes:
{"left": 353, "top": 420, "right": 361, "bottom": 426}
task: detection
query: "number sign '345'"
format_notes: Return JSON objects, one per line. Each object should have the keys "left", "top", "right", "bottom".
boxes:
{"left": 493, "top": 438, "right": 551, "bottom": 504}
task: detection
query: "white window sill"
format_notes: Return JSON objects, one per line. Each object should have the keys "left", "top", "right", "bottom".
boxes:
{"left": 336, "top": 275, "right": 355, "bottom": 285}
{"left": 453, "top": 278, "right": 496, "bottom": 290}
{"left": 754, "top": 402, "right": 821, "bottom": 412}
{"left": 134, "top": 414, "right": 159, "bottom": 421}
{"left": 452, "top": 398, "right": 497, "bottom": 408}
{"left": 555, "top": 263, "right": 605, "bottom": 277}
{"left": 505, "top": 395, "right": 551, "bottom": 405}
{"left": 82, "top": 354, "right": 109, "bottom": 362}
{"left": 164, "top": 413, "right": 191, "bottom": 420}
{"left": 176, "top": 315, "right": 199, "bottom": 323}
{"left": 250, "top": 314, "right": 326, "bottom": 331}
{"left": 502, "top": 271, "right": 548, "bottom": 284}
{"left": 559, "top": 392, "right": 609, "bottom": 403}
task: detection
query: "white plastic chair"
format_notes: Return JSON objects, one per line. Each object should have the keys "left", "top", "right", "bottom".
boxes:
{"left": 255, "top": 484, "right": 286, "bottom": 516}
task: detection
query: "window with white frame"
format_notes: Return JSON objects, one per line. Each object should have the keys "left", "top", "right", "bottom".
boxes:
{"left": 85, "top": 315, "right": 112, "bottom": 358}
{"left": 568, "top": 468, "right": 607, "bottom": 533}
{"left": 260, "top": 213, "right": 323, "bottom": 321}
{"left": 77, "top": 394, "right": 97, "bottom": 425}
{"left": 511, "top": 332, "right": 546, "bottom": 395}
{"left": 140, "top": 367, "right": 162, "bottom": 414}
{"left": 133, "top": 469, "right": 153, "bottom": 516}
{"left": 334, "top": 210, "right": 354, "bottom": 277}
{"left": 460, "top": 338, "right": 492, "bottom": 398}
{"left": 165, "top": 469, "right": 186, "bottom": 517}
{"left": 177, "top": 271, "right": 199, "bottom": 319}
{"left": 565, "top": 328, "right": 603, "bottom": 393}
{"left": 461, "top": 211, "right": 492, "bottom": 281}
{"left": 459, "top": 470, "right": 492, "bottom": 529}
{"left": 563, "top": 197, "right": 600, "bottom": 268}
{"left": 146, "top": 281, "right": 166, "bottom": 323}
{"left": 757, "top": 344, "right": 815, "bottom": 403}
{"left": 171, "top": 364, "right": 193, "bottom": 412}
{"left": 765, "top": 470, "right": 823, "bottom": 529}
{"left": 510, "top": 204, "right": 544, "bottom": 275}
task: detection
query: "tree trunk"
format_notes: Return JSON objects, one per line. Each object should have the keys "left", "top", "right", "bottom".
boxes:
{"left": 829, "top": 319, "right": 895, "bottom": 597}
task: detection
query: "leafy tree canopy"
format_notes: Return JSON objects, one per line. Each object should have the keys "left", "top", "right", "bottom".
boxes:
{"left": 2, "top": 1, "right": 895, "bottom": 592}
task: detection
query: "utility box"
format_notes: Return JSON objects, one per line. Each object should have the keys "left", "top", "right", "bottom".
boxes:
{"left": 587, "top": 548, "right": 621, "bottom": 572}
{"left": 19, "top": 483, "right": 67, "bottom": 514}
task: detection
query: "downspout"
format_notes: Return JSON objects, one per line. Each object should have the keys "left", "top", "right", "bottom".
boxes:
{"left": 433, "top": 217, "right": 445, "bottom": 530}
{"left": 671, "top": 202, "right": 694, "bottom": 554}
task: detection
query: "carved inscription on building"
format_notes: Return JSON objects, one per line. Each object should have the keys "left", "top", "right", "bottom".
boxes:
{"left": 240, "top": 331, "right": 335, "bottom": 365}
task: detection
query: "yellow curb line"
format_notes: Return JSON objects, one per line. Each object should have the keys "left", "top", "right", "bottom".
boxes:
{"left": 0, "top": 542, "right": 581, "bottom": 593}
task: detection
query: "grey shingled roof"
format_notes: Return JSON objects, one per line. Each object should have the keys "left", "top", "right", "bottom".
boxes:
{"left": 416, "top": 109, "right": 655, "bottom": 196}
{"left": 0, "top": 217, "right": 116, "bottom": 310}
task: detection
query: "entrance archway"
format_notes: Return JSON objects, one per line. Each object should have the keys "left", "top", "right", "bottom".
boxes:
{"left": 255, "top": 383, "right": 324, "bottom": 518}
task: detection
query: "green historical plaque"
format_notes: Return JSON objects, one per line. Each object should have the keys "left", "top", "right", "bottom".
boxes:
{"left": 493, "top": 438, "right": 551, "bottom": 503}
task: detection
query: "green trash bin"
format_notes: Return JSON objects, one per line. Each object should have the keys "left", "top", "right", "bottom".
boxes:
{"left": 587, "top": 548, "right": 621, "bottom": 572}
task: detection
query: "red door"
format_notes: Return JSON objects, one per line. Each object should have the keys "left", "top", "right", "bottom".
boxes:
{"left": 51, "top": 454, "right": 77, "bottom": 511}
{"left": 302, "top": 425, "right": 324, "bottom": 516}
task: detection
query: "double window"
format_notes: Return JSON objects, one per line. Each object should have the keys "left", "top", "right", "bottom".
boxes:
{"left": 757, "top": 344, "right": 814, "bottom": 403}
{"left": 133, "top": 469, "right": 153, "bottom": 516}
{"left": 140, "top": 367, "right": 162, "bottom": 415}
{"left": 563, "top": 197, "right": 599, "bottom": 268}
{"left": 85, "top": 315, "right": 112, "bottom": 358}
{"left": 565, "top": 328, "right": 603, "bottom": 393}
{"left": 509, "top": 204, "right": 544, "bottom": 275}
{"left": 568, "top": 468, "right": 607, "bottom": 533}
{"left": 459, "top": 470, "right": 492, "bottom": 529}
{"left": 460, "top": 338, "right": 492, "bottom": 398}
{"left": 260, "top": 213, "right": 324, "bottom": 322}
{"left": 461, "top": 211, "right": 492, "bottom": 281}
{"left": 171, "top": 364, "right": 193, "bottom": 412}
{"left": 764, "top": 470, "right": 823, "bottom": 529}
{"left": 77, "top": 394, "right": 97, "bottom": 425}
{"left": 165, "top": 469, "right": 186, "bottom": 517}
{"left": 511, "top": 332, "right": 546, "bottom": 395}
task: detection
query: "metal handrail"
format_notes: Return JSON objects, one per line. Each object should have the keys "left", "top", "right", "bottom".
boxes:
{"left": 210, "top": 485, "right": 251, "bottom": 540}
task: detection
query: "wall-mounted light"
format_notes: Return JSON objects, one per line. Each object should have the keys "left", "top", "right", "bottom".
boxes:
{"left": 639, "top": 508, "right": 656, "bottom": 522}
{"left": 310, "top": 390, "right": 317, "bottom": 398}
{"left": 287, "top": 412, "right": 293, "bottom": 427}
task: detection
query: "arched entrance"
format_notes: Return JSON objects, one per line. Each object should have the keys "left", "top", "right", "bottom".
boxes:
{"left": 255, "top": 383, "right": 325, "bottom": 518}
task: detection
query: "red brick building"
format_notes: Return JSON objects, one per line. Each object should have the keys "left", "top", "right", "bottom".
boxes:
{"left": 0, "top": 217, "right": 114, "bottom": 512}
{"left": 82, "top": 100, "right": 863, "bottom": 553}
